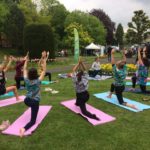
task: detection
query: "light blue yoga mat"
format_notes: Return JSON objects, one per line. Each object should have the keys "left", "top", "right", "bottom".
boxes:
{"left": 126, "top": 82, "right": 150, "bottom": 86}
{"left": 0, "top": 92, "right": 14, "bottom": 98}
{"left": 94, "top": 92, "right": 150, "bottom": 112}
{"left": 41, "top": 81, "right": 55, "bottom": 85}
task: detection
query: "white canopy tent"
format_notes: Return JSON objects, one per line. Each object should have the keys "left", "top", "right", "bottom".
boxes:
{"left": 85, "top": 43, "right": 100, "bottom": 50}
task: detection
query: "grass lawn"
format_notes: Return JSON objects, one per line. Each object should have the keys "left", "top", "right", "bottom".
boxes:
{"left": 0, "top": 49, "right": 149, "bottom": 150}
{"left": 0, "top": 72, "right": 150, "bottom": 150}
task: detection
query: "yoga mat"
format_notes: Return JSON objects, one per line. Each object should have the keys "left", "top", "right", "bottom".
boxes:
{"left": 126, "top": 77, "right": 150, "bottom": 80}
{"left": 61, "top": 100, "right": 115, "bottom": 126}
{"left": 126, "top": 82, "right": 150, "bottom": 86}
{"left": 124, "top": 88, "right": 150, "bottom": 95}
{"left": 94, "top": 92, "right": 150, "bottom": 112}
{"left": 2, "top": 106, "right": 52, "bottom": 136}
{"left": 0, "top": 96, "right": 25, "bottom": 108}
{"left": 87, "top": 75, "right": 112, "bottom": 81}
{"left": 0, "top": 91, "right": 14, "bottom": 98}
{"left": 41, "top": 81, "right": 55, "bottom": 85}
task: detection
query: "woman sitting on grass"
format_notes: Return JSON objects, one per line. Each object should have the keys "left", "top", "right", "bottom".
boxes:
{"left": 0, "top": 56, "right": 20, "bottom": 101}
{"left": 107, "top": 49, "right": 139, "bottom": 110}
{"left": 20, "top": 53, "right": 47, "bottom": 137}
{"left": 72, "top": 59, "right": 100, "bottom": 120}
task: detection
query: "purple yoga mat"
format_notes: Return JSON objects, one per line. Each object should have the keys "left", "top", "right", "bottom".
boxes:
{"left": 2, "top": 106, "right": 52, "bottom": 136}
{"left": 126, "top": 77, "right": 150, "bottom": 80}
{"left": 0, "top": 96, "right": 25, "bottom": 108}
{"left": 61, "top": 100, "right": 116, "bottom": 126}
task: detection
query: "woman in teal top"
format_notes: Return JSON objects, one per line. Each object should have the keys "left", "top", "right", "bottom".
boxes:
{"left": 19, "top": 53, "right": 47, "bottom": 138}
{"left": 107, "top": 49, "right": 139, "bottom": 110}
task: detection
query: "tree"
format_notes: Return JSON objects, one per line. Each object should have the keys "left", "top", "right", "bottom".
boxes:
{"left": 126, "top": 10, "right": 150, "bottom": 44}
{"left": 3, "top": 4, "right": 25, "bottom": 50}
{"left": 90, "top": 9, "right": 115, "bottom": 44}
{"left": 24, "top": 24, "right": 55, "bottom": 58}
{"left": 40, "top": 0, "right": 68, "bottom": 49}
{"left": 18, "top": 0, "right": 39, "bottom": 24}
{"left": 64, "top": 22, "right": 93, "bottom": 55}
{"left": 65, "top": 10, "right": 106, "bottom": 45}
{"left": 115, "top": 23, "right": 124, "bottom": 48}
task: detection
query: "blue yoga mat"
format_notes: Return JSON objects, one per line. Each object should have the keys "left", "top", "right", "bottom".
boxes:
{"left": 41, "top": 81, "right": 55, "bottom": 85}
{"left": 0, "top": 92, "right": 14, "bottom": 98}
{"left": 94, "top": 92, "right": 150, "bottom": 112}
{"left": 126, "top": 82, "right": 150, "bottom": 86}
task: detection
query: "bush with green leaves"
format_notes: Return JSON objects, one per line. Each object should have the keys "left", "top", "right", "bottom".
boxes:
{"left": 24, "top": 23, "right": 55, "bottom": 58}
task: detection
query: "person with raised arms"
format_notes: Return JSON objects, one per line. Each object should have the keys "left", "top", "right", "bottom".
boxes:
{"left": 19, "top": 53, "right": 47, "bottom": 137}
{"left": 72, "top": 58, "right": 100, "bottom": 120}
{"left": 0, "top": 56, "right": 20, "bottom": 101}
{"left": 107, "top": 49, "right": 139, "bottom": 110}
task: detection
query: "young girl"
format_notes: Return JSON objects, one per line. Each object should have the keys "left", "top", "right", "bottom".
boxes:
{"left": 0, "top": 56, "right": 20, "bottom": 101}
{"left": 90, "top": 57, "right": 102, "bottom": 77}
{"left": 72, "top": 59, "right": 100, "bottom": 120}
{"left": 131, "top": 47, "right": 150, "bottom": 93}
{"left": 38, "top": 50, "right": 51, "bottom": 81}
{"left": 107, "top": 49, "right": 139, "bottom": 110}
{"left": 19, "top": 54, "right": 46, "bottom": 137}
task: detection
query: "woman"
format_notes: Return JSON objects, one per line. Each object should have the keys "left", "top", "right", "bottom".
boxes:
{"left": 19, "top": 53, "right": 47, "bottom": 137}
{"left": 72, "top": 59, "right": 100, "bottom": 120}
{"left": 0, "top": 56, "right": 20, "bottom": 101}
{"left": 38, "top": 50, "right": 51, "bottom": 81}
{"left": 131, "top": 47, "right": 150, "bottom": 93}
{"left": 107, "top": 49, "right": 139, "bottom": 110}
{"left": 90, "top": 57, "right": 102, "bottom": 77}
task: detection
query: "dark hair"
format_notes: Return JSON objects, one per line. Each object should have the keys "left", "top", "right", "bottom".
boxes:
{"left": 118, "top": 61, "right": 125, "bottom": 69}
{"left": 28, "top": 68, "right": 38, "bottom": 80}
{"left": 142, "top": 58, "right": 149, "bottom": 68}
{"left": 76, "top": 71, "right": 84, "bottom": 82}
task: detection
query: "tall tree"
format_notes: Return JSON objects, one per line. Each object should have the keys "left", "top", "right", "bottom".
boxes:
{"left": 3, "top": 4, "right": 25, "bottom": 50}
{"left": 115, "top": 23, "right": 124, "bottom": 47}
{"left": 65, "top": 10, "right": 106, "bottom": 45}
{"left": 126, "top": 10, "right": 150, "bottom": 44}
{"left": 90, "top": 9, "right": 115, "bottom": 45}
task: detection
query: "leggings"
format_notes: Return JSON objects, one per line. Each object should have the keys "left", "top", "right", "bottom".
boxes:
{"left": 45, "top": 72, "right": 51, "bottom": 81}
{"left": 76, "top": 91, "right": 98, "bottom": 120}
{"left": 132, "top": 76, "right": 150, "bottom": 93}
{"left": 24, "top": 97, "right": 39, "bottom": 131}
{"left": 110, "top": 83, "right": 126, "bottom": 105}
{"left": 15, "top": 77, "right": 24, "bottom": 89}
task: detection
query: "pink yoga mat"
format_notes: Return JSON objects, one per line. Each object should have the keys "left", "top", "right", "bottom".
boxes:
{"left": 0, "top": 96, "right": 25, "bottom": 108}
{"left": 2, "top": 106, "right": 52, "bottom": 136}
{"left": 61, "top": 100, "right": 116, "bottom": 126}
{"left": 126, "top": 77, "right": 150, "bottom": 80}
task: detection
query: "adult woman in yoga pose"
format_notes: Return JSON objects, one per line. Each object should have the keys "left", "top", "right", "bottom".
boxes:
{"left": 72, "top": 59, "right": 100, "bottom": 120}
{"left": 0, "top": 56, "right": 20, "bottom": 101}
{"left": 20, "top": 53, "right": 47, "bottom": 137}
{"left": 107, "top": 49, "right": 139, "bottom": 110}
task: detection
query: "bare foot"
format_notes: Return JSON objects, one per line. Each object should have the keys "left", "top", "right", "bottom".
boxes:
{"left": 19, "top": 128, "right": 25, "bottom": 138}
{"left": 107, "top": 95, "right": 112, "bottom": 98}
{"left": 16, "top": 97, "right": 22, "bottom": 101}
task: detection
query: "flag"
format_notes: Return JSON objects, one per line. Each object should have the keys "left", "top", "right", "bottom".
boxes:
{"left": 74, "top": 28, "right": 79, "bottom": 63}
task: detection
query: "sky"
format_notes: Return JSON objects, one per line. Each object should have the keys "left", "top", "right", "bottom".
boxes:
{"left": 58, "top": 0, "right": 150, "bottom": 31}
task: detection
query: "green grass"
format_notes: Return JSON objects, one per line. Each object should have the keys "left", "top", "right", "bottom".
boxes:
{"left": 0, "top": 49, "right": 149, "bottom": 150}
{"left": 0, "top": 73, "right": 150, "bottom": 150}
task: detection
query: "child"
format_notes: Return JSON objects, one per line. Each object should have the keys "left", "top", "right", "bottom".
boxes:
{"left": 131, "top": 47, "right": 150, "bottom": 93}
{"left": 38, "top": 50, "right": 51, "bottom": 81}
{"left": 107, "top": 49, "right": 139, "bottom": 110}
{"left": 19, "top": 54, "right": 46, "bottom": 137}
{"left": 90, "top": 57, "right": 102, "bottom": 77}
{"left": 0, "top": 56, "right": 20, "bottom": 101}
{"left": 72, "top": 59, "right": 100, "bottom": 120}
